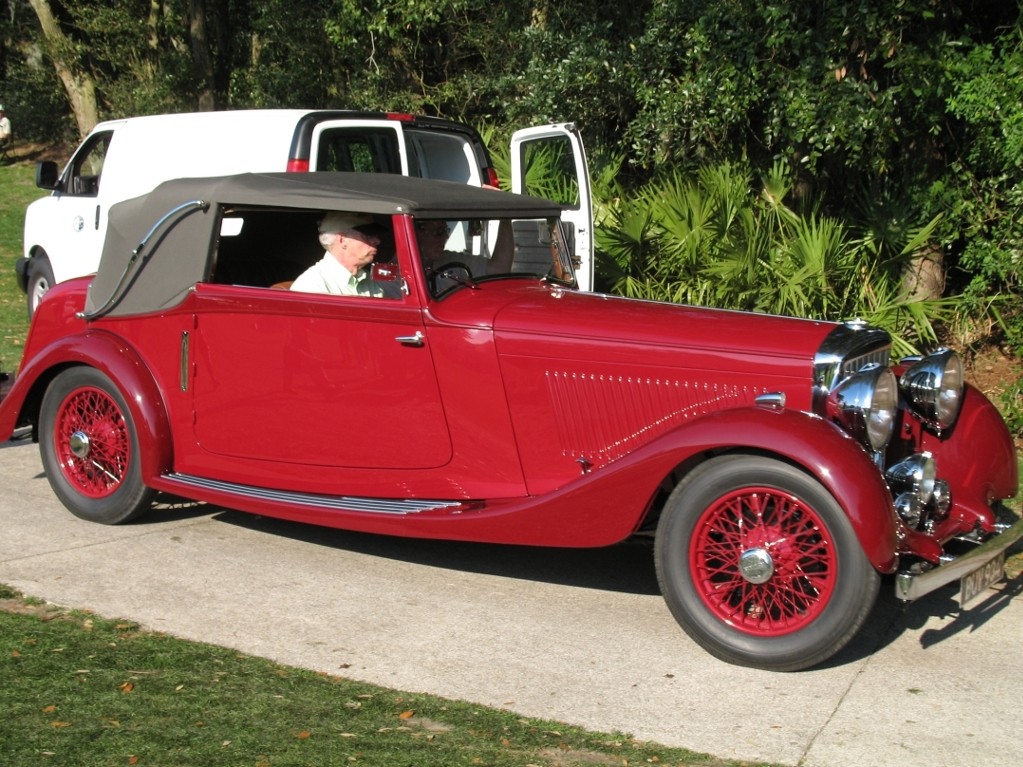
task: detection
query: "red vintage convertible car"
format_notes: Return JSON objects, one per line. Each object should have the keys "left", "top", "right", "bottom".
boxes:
{"left": 0, "top": 172, "right": 1018, "bottom": 671}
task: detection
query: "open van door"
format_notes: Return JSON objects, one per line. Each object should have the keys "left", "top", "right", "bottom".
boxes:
{"left": 511, "top": 123, "right": 593, "bottom": 291}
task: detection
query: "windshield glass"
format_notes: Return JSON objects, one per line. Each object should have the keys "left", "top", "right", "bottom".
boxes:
{"left": 415, "top": 215, "right": 576, "bottom": 298}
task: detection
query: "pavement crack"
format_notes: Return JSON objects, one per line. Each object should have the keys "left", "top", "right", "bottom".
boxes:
{"left": 795, "top": 601, "right": 906, "bottom": 766}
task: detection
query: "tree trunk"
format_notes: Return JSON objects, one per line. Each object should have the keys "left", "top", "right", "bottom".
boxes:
{"left": 189, "top": 0, "right": 216, "bottom": 110}
{"left": 27, "top": 0, "right": 99, "bottom": 138}
{"left": 902, "top": 242, "right": 945, "bottom": 302}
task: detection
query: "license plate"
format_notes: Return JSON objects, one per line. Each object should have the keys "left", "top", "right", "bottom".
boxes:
{"left": 959, "top": 552, "right": 1006, "bottom": 607}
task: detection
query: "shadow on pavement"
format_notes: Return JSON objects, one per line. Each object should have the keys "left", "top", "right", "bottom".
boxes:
{"left": 209, "top": 506, "right": 662, "bottom": 596}
{"left": 818, "top": 569, "right": 1023, "bottom": 669}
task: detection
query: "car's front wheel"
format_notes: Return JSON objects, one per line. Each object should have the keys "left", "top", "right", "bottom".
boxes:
{"left": 39, "top": 367, "right": 155, "bottom": 524}
{"left": 655, "top": 454, "right": 880, "bottom": 671}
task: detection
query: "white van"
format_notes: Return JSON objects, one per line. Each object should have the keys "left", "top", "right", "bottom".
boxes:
{"left": 18, "top": 109, "right": 591, "bottom": 313}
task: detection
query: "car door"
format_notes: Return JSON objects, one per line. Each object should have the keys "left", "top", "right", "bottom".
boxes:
{"left": 511, "top": 123, "right": 593, "bottom": 290}
{"left": 35, "top": 129, "right": 117, "bottom": 285}
{"left": 189, "top": 287, "right": 453, "bottom": 471}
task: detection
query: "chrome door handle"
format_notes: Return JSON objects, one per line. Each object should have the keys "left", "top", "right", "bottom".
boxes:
{"left": 395, "top": 331, "right": 425, "bottom": 347}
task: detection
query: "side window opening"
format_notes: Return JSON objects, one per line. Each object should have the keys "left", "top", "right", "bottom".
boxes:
{"left": 210, "top": 209, "right": 324, "bottom": 287}
{"left": 208, "top": 209, "right": 398, "bottom": 290}
{"left": 517, "top": 135, "right": 580, "bottom": 209}
{"left": 67, "top": 132, "right": 113, "bottom": 197}
{"left": 316, "top": 128, "right": 402, "bottom": 174}
{"left": 406, "top": 130, "right": 475, "bottom": 183}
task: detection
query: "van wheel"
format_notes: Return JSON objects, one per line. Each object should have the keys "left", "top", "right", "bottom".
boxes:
{"left": 39, "top": 367, "right": 155, "bottom": 524}
{"left": 27, "top": 254, "right": 55, "bottom": 317}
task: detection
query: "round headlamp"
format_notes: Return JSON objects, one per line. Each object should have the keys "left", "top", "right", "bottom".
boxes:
{"left": 885, "top": 452, "right": 937, "bottom": 501}
{"left": 899, "top": 348, "right": 963, "bottom": 432}
{"left": 826, "top": 364, "right": 898, "bottom": 450}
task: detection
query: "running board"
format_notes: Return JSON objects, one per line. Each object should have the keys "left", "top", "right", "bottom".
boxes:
{"left": 163, "top": 472, "right": 465, "bottom": 516}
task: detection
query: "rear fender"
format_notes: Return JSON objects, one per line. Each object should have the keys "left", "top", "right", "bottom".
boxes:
{"left": 0, "top": 331, "right": 172, "bottom": 481}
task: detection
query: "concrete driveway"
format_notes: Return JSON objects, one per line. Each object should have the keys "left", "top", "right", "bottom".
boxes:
{"left": 1, "top": 433, "right": 1020, "bottom": 767}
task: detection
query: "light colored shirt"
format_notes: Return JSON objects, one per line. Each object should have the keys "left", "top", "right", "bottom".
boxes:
{"left": 290, "top": 253, "right": 401, "bottom": 298}
{"left": 0, "top": 117, "right": 10, "bottom": 141}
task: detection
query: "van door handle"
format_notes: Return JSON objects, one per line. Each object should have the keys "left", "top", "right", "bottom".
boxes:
{"left": 94, "top": 205, "right": 101, "bottom": 230}
{"left": 395, "top": 332, "right": 425, "bottom": 347}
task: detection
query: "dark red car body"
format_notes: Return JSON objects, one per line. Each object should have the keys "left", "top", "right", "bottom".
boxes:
{"left": 1, "top": 172, "right": 1018, "bottom": 670}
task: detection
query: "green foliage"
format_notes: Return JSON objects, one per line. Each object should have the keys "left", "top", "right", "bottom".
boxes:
{"left": 596, "top": 161, "right": 960, "bottom": 358}
{"left": 943, "top": 28, "right": 1023, "bottom": 358}
{"left": 5, "top": 0, "right": 1021, "bottom": 425}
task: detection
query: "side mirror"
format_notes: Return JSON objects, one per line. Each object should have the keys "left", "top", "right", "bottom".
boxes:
{"left": 371, "top": 262, "right": 402, "bottom": 282}
{"left": 35, "top": 161, "right": 60, "bottom": 190}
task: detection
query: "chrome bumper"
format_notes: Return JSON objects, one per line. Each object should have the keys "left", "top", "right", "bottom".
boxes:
{"left": 894, "top": 517, "right": 1023, "bottom": 602}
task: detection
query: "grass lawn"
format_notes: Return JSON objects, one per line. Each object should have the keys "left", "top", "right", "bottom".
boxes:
{"left": 0, "top": 161, "right": 40, "bottom": 371}
{"left": 0, "top": 585, "right": 757, "bottom": 767}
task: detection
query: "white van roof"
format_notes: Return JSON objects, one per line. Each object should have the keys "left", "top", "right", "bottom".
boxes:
{"left": 94, "top": 110, "right": 320, "bottom": 203}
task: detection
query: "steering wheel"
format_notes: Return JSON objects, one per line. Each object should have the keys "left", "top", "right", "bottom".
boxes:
{"left": 427, "top": 261, "right": 476, "bottom": 293}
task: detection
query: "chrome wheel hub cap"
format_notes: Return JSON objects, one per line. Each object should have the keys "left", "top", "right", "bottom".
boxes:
{"left": 68, "top": 430, "right": 91, "bottom": 459}
{"left": 739, "top": 547, "right": 775, "bottom": 584}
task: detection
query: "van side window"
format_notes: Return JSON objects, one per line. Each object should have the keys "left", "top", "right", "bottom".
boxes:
{"left": 66, "top": 131, "right": 113, "bottom": 197}
{"left": 316, "top": 128, "right": 402, "bottom": 174}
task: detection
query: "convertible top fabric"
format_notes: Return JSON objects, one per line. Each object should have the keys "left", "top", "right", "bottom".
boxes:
{"left": 85, "top": 172, "right": 564, "bottom": 317}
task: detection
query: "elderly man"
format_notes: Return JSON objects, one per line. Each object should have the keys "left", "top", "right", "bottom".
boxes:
{"left": 291, "top": 211, "right": 401, "bottom": 298}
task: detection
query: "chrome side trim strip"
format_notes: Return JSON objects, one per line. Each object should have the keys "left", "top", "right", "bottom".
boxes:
{"left": 894, "top": 517, "right": 1023, "bottom": 602}
{"left": 163, "top": 472, "right": 464, "bottom": 515}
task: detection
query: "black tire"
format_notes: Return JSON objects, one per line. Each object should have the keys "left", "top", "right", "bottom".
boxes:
{"left": 39, "top": 367, "right": 155, "bottom": 524}
{"left": 655, "top": 454, "right": 880, "bottom": 671}
{"left": 26, "top": 254, "right": 55, "bottom": 317}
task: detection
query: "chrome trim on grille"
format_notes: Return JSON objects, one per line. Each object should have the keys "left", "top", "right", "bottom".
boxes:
{"left": 812, "top": 322, "right": 891, "bottom": 415}
{"left": 164, "top": 472, "right": 464, "bottom": 515}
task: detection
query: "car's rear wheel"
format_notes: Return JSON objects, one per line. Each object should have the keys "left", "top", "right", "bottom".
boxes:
{"left": 655, "top": 454, "right": 879, "bottom": 671}
{"left": 26, "top": 253, "right": 55, "bottom": 317}
{"left": 40, "top": 367, "right": 154, "bottom": 524}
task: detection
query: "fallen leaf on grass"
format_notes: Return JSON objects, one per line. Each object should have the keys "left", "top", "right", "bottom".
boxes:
{"left": 119, "top": 682, "right": 134, "bottom": 694}
{"left": 50, "top": 721, "right": 72, "bottom": 728}
{"left": 398, "top": 710, "right": 415, "bottom": 720}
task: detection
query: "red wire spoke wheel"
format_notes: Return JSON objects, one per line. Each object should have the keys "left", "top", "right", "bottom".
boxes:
{"left": 40, "top": 368, "right": 154, "bottom": 524}
{"left": 689, "top": 486, "right": 837, "bottom": 637}
{"left": 52, "top": 384, "right": 131, "bottom": 499}
{"left": 655, "top": 455, "right": 879, "bottom": 671}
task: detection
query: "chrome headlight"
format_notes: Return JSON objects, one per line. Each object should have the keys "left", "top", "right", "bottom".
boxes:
{"left": 885, "top": 452, "right": 937, "bottom": 501}
{"left": 826, "top": 364, "right": 898, "bottom": 450}
{"left": 899, "top": 348, "right": 963, "bottom": 432}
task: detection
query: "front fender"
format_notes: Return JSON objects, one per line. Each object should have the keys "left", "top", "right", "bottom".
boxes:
{"left": 921, "top": 383, "right": 1018, "bottom": 534}
{"left": 644, "top": 406, "right": 899, "bottom": 572}
{"left": 445, "top": 405, "right": 900, "bottom": 565}
{"left": 0, "top": 330, "right": 172, "bottom": 482}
